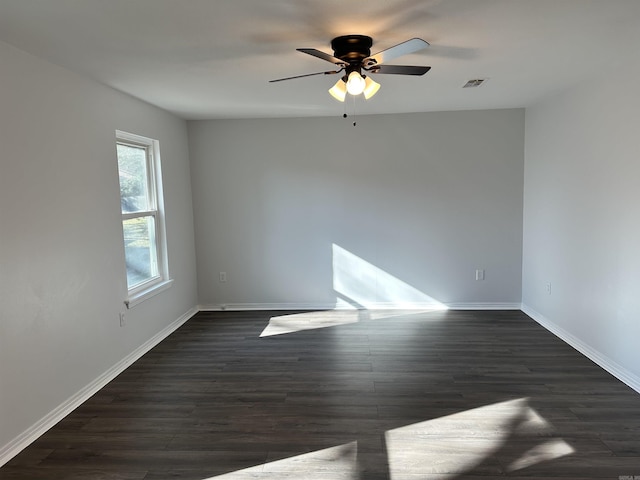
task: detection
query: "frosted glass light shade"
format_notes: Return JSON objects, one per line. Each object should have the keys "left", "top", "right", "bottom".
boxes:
{"left": 328, "top": 79, "right": 347, "bottom": 102}
{"left": 363, "top": 76, "right": 381, "bottom": 99}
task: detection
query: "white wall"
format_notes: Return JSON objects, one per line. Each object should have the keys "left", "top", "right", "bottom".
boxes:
{"left": 522, "top": 60, "right": 640, "bottom": 388}
{"left": 189, "top": 110, "right": 525, "bottom": 309}
{"left": 0, "top": 41, "right": 198, "bottom": 457}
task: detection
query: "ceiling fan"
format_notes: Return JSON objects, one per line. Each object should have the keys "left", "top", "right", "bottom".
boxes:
{"left": 270, "top": 35, "right": 431, "bottom": 102}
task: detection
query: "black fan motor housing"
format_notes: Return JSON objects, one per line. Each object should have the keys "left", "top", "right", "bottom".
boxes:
{"left": 331, "top": 35, "right": 373, "bottom": 64}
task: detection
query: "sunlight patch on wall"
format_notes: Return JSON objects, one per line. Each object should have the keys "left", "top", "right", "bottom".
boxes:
{"left": 204, "top": 441, "right": 358, "bottom": 479}
{"left": 385, "top": 398, "right": 574, "bottom": 477}
{"left": 332, "top": 244, "right": 447, "bottom": 310}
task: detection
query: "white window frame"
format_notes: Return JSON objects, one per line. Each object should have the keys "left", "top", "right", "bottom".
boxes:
{"left": 116, "top": 130, "right": 172, "bottom": 308}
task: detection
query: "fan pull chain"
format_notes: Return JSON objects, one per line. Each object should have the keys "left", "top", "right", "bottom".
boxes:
{"left": 352, "top": 94, "right": 357, "bottom": 127}
{"left": 340, "top": 95, "right": 357, "bottom": 126}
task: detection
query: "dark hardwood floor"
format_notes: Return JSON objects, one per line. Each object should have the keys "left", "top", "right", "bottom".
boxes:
{"left": 2, "top": 309, "right": 640, "bottom": 479}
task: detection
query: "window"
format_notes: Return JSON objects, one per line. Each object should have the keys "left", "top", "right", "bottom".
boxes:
{"left": 116, "top": 131, "right": 171, "bottom": 307}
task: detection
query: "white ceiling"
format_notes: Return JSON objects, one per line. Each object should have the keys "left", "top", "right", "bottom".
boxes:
{"left": 0, "top": 0, "right": 638, "bottom": 120}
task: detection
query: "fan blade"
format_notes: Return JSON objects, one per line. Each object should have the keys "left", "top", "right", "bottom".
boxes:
{"left": 364, "top": 38, "right": 430, "bottom": 67}
{"left": 297, "top": 48, "right": 347, "bottom": 66}
{"left": 269, "top": 70, "right": 341, "bottom": 83}
{"left": 367, "top": 65, "right": 431, "bottom": 76}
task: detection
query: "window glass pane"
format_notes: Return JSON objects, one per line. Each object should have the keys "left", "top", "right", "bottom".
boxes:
{"left": 123, "top": 216, "right": 158, "bottom": 288}
{"left": 117, "top": 143, "right": 150, "bottom": 213}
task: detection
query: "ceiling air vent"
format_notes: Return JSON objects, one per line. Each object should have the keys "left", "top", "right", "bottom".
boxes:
{"left": 463, "top": 78, "right": 487, "bottom": 88}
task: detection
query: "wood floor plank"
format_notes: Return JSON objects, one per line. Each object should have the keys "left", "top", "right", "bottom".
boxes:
{"left": 1, "top": 309, "right": 639, "bottom": 480}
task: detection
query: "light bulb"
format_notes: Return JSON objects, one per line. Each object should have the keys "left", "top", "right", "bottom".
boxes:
{"left": 328, "top": 79, "right": 347, "bottom": 102}
{"left": 346, "top": 71, "right": 366, "bottom": 95}
{"left": 363, "top": 76, "right": 381, "bottom": 100}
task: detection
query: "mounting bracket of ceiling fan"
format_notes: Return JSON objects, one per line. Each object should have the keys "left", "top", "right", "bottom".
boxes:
{"left": 269, "top": 34, "right": 431, "bottom": 102}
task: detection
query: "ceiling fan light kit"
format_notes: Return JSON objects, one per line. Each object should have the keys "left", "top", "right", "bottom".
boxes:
{"left": 270, "top": 34, "right": 430, "bottom": 103}
{"left": 327, "top": 72, "right": 380, "bottom": 103}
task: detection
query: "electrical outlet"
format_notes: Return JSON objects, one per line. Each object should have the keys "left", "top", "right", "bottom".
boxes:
{"left": 475, "top": 269, "right": 485, "bottom": 281}
{"left": 119, "top": 312, "right": 126, "bottom": 327}
{"left": 545, "top": 282, "right": 552, "bottom": 295}
{"left": 219, "top": 271, "right": 227, "bottom": 283}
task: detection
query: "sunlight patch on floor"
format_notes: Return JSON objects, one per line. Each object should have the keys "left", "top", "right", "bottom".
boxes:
{"left": 201, "top": 399, "right": 575, "bottom": 479}
{"left": 260, "top": 310, "right": 360, "bottom": 337}
{"left": 260, "top": 308, "right": 448, "bottom": 337}
{"left": 385, "top": 398, "right": 575, "bottom": 478}
{"left": 204, "top": 441, "right": 358, "bottom": 479}
{"left": 506, "top": 438, "right": 575, "bottom": 472}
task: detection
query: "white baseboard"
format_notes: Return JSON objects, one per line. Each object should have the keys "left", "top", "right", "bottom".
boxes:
{"left": 0, "top": 306, "right": 198, "bottom": 468}
{"left": 199, "top": 302, "right": 522, "bottom": 311}
{"left": 522, "top": 303, "right": 640, "bottom": 394}
{"left": 446, "top": 302, "right": 522, "bottom": 310}
{"left": 198, "top": 302, "right": 339, "bottom": 311}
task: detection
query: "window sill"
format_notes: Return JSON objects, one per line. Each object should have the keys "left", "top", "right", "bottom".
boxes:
{"left": 125, "top": 278, "right": 174, "bottom": 309}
